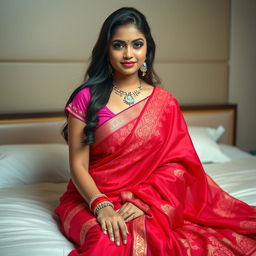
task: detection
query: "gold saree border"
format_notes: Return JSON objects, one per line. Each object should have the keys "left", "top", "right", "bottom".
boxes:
{"left": 64, "top": 204, "right": 98, "bottom": 245}
{"left": 93, "top": 85, "right": 157, "bottom": 147}
{"left": 63, "top": 203, "right": 85, "bottom": 235}
{"left": 93, "top": 99, "right": 148, "bottom": 147}
{"left": 132, "top": 215, "right": 147, "bottom": 256}
{"left": 80, "top": 218, "right": 98, "bottom": 245}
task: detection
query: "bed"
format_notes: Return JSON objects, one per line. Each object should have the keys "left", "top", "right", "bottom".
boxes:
{"left": 0, "top": 104, "right": 255, "bottom": 256}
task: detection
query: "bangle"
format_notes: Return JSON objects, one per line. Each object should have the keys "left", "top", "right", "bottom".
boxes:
{"left": 94, "top": 201, "right": 114, "bottom": 216}
{"left": 89, "top": 193, "right": 107, "bottom": 210}
{"left": 90, "top": 197, "right": 109, "bottom": 212}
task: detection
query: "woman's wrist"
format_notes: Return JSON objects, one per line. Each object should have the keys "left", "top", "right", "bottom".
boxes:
{"left": 94, "top": 201, "right": 114, "bottom": 216}
{"left": 89, "top": 193, "right": 107, "bottom": 210}
{"left": 89, "top": 193, "right": 114, "bottom": 216}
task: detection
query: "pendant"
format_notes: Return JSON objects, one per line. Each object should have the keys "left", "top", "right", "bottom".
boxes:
{"left": 123, "top": 93, "right": 135, "bottom": 105}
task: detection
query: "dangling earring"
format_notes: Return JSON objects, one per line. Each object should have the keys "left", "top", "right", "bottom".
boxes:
{"left": 140, "top": 61, "right": 147, "bottom": 77}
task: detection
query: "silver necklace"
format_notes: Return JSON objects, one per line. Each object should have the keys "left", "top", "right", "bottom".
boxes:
{"left": 112, "top": 80, "right": 143, "bottom": 106}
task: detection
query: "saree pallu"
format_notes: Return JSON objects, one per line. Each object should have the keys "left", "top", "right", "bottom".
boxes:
{"left": 55, "top": 86, "right": 256, "bottom": 256}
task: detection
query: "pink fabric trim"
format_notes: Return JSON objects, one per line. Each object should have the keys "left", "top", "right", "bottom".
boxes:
{"left": 65, "top": 105, "right": 86, "bottom": 123}
{"left": 65, "top": 85, "right": 155, "bottom": 128}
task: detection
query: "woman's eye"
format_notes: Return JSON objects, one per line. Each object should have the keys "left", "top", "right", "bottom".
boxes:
{"left": 113, "top": 43, "right": 123, "bottom": 49}
{"left": 134, "top": 42, "right": 144, "bottom": 49}
{"left": 112, "top": 41, "right": 144, "bottom": 49}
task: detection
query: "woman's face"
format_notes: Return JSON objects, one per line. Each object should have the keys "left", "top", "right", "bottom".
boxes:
{"left": 108, "top": 24, "right": 147, "bottom": 78}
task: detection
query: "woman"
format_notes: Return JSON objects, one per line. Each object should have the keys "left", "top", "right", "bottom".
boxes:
{"left": 55, "top": 7, "right": 256, "bottom": 256}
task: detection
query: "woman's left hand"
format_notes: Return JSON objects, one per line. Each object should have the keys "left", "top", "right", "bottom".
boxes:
{"left": 117, "top": 202, "right": 144, "bottom": 222}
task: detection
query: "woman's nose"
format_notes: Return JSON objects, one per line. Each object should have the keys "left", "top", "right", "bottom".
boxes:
{"left": 123, "top": 46, "right": 133, "bottom": 59}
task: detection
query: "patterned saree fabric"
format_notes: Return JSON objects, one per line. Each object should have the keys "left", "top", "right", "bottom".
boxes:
{"left": 55, "top": 85, "right": 256, "bottom": 256}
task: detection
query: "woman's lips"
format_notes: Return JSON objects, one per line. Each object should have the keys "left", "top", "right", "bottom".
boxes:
{"left": 121, "top": 62, "right": 136, "bottom": 68}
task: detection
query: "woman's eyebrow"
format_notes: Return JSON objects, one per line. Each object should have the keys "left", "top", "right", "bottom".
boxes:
{"left": 111, "top": 38, "right": 145, "bottom": 43}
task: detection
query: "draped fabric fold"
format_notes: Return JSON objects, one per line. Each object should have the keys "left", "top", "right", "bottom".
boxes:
{"left": 55, "top": 86, "right": 256, "bottom": 256}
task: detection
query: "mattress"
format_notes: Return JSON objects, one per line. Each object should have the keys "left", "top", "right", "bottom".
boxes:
{"left": 0, "top": 183, "right": 74, "bottom": 256}
{"left": 203, "top": 144, "right": 256, "bottom": 206}
{"left": 203, "top": 156, "right": 256, "bottom": 206}
{"left": 0, "top": 144, "right": 255, "bottom": 256}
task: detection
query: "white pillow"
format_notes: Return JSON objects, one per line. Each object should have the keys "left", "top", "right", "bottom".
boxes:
{"left": 188, "top": 126, "right": 230, "bottom": 163}
{"left": 0, "top": 144, "right": 70, "bottom": 188}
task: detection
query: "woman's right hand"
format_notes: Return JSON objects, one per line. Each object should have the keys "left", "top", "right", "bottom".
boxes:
{"left": 96, "top": 206, "right": 129, "bottom": 246}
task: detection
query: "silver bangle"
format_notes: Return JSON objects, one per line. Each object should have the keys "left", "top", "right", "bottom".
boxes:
{"left": 94, "top": 201, "right": 114, "bottom": 216}
{"left": 89, "top": 193, "right": 107, "bottom": 210}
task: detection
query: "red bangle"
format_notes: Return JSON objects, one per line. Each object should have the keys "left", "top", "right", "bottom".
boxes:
{"left": 90, "top": 196, "right": 108, "bottom": 211}
{"left": 91, "top": 198, "right": 107, "bottom": 210}
{"left": 91, "top": 199, "right": 110, "bottom": 213}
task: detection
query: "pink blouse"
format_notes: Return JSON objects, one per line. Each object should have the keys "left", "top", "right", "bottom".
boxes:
{"left": 65, "top": 87, "right": 152, "bottom": 128}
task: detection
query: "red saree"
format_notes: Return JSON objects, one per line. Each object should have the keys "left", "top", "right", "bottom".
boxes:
{"left": 55, "top": 85, "right": 256, "bottom": 255}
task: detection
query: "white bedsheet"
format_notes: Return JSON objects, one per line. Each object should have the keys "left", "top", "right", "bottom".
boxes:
{"left": 0, "top": 183, "right": 74, "bottom": 256}
{"left": 203, "top": 156, "right": 256, "bottom": 206}
{"left": 0, "top": 155, "right": 255, "bottom": 256}
{"left": 218, "top": 143, "right": 252, "bottom": 161}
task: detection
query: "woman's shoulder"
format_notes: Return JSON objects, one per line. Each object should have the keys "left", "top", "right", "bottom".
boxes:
{"left": 142, "top": 83, "right": 173, "bottom": 97}
{"left": 154, "top": 85, "right": 177, "bottom": 101}
{"left": 74, "top": 87, "right": 91, "bottom": 101}
{"left": 77, "top": 86, "right": 90, "bottom": 95}
{"left": 153, "top": 85, "right": 181, "bottom": 111}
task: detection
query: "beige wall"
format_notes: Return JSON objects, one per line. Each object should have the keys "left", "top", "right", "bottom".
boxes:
{"left": 229, "top": 0, "right": 256, "bottom": 152}
{"left": 0, "top": 0, "right": 230, "bottom": 114}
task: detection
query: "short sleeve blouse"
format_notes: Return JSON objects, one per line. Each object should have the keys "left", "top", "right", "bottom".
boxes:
{"left": 65, "top": 87, "right": 115, "bottom": 128}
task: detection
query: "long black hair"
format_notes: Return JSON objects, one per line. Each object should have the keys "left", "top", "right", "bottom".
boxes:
{"left": 62, "top": 7, "right": 161, "bottom": 145}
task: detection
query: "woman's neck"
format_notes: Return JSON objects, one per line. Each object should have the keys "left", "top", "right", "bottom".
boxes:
{"left": 112, "top": 74, "right": 142, "bottom": 90}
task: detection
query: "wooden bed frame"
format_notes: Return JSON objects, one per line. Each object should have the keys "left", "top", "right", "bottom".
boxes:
{"left": 0, "top": 104, "right": 237, "bottom": 146}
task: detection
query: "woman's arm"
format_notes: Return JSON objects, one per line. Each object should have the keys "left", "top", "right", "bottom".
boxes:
{"left": 67, "top": 114, "right": 100, "bottom": 201}
{"left": 67, "top": 114, "right": 128, "bottom": 246}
